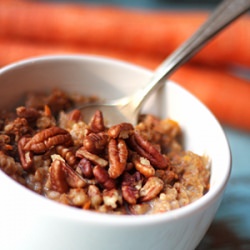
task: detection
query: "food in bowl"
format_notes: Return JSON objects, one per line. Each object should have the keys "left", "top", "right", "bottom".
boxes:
{"left": 0, "top": 88, "right": 210, "bottom": 215}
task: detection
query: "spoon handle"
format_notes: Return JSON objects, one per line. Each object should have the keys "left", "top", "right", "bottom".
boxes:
{"left": 133, "top": 0, "right": 250, "bottom": 111}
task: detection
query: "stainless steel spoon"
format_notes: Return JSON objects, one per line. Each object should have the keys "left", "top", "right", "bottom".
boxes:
{"left": 79, "top": 0, "right": 250, "bottom": 126}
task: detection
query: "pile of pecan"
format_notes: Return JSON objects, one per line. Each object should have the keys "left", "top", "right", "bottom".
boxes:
{"left": 0, "top": 89, "right": 210, "bottom": 215}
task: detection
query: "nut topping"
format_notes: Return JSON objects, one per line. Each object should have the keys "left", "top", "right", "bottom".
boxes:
{"left": 121, "top": 172, "right": 143, "bottom": 205}
{"left": 132, "top": 153, "right": 155, "bottom": 178}
{"left": 56, "top": 145, "right": 77, "bottom": 167}
{"left": 129, "top": 131, "right": 170, "bottom": 169}
{"left": 83, "top": 132, "right": 108, "bottom": 154}
{"left": 18, "top": 137, "right": 33, "bottom": 170}
{"left": 24, "top": 126, "right": 73, "bottom": 153}
{"left": 93, "top": 165, "right": 116, "bottom": 190}
{"left": 108, "top": 123, "right": 134, "bottom": 139}
{"left": 50, "top": 155, "right": 86, "bottom": 193}
{"left": 77, "top": 158, "right": 94, "bottom": 179}
{"left": 50, "top": 158, "right": 69, "bottom": 193}
{"left": 89, "top": 110, "right": 105, "bottom": 133}
{"left": 140, "top": 176, "right": 164, "bottom": 202}
{"left": 68, "top": 109, "right": 82, "bottom": 122}
{"left": 108, "top": 139, "right": 128, "bottom": 179}
{"left": 0, "top": 89, "right": 210, "bottom": 215}
{"left": 76, "top": 147, "right": 108, "bottom": 167}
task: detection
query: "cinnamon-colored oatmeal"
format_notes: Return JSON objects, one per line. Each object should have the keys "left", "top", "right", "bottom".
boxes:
{"left": 0, "top": 89, "right": 210, "bottom": 215}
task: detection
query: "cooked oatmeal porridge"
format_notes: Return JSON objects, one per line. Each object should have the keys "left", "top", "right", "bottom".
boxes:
{"left": 0, "top": 88, "right": 210, "bottom": 215}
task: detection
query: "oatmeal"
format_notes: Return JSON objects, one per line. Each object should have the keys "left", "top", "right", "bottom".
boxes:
{"left": 0, "top": 89, "right": 210, "bottom": 215}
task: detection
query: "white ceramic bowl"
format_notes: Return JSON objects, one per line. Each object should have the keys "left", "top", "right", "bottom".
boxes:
{"left": 0, "top": 55, "right": 231, "bottom": 250}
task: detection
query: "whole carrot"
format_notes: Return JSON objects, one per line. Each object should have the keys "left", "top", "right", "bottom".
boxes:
{"left": 171, "top": 65, "right": 250, "bottom": 131}
{"left": 0, "top": 38, "right": 162, "bottom": 69}
{"left": 0, "top": 1, "right": 250, "bottom": 68}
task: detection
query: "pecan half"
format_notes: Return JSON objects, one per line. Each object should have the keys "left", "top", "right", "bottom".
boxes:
{"left": 89, "top": 110, "right": 105, "bottom": 133}
{"left": 68, "top": 109, "right": 82, "bottom": 122}
{"left": 108, "top": 139, "right": 128, "bottom": 179}
{"left": 77, "top": 158, "right": 93, "bottom": 178}
{"left": 132, "top": 153, "right": 155, "bottom": 178}
{"left": 129, "top": 132, "right": 170, "bottom": 169}
{"left": 24, "top": 126, "right": 73, "bottom": 153}
{"left": 76, "top": 147, "right": 108, "bottom": 167}
{"left": 83, "top": 132, "right": 108, "bottom": 154}
{"left": 49, "top": 158, "right": 69, "bottom": 193}
{"left": 140, "top": 176, "right": 164, "bottom": 202}
{"left": 121, "top": 172, "right": 143, "bottom": 205}
{"left": 61, "top": 163, "right": 86, "bottom": 189}
{"left": 56, "top": 145, "right": 77, "bottom": 166}
{"left": 108, "top": 123, "right": 134, "bottom": 139}
{"left": 50, "top": 155, "right": 86, "bottom": 193}
{"left": 18, "top": 137, "right": 33, "bottom": 170}
{"left": 93, "top": 165, "right": 116, "bottom": 190}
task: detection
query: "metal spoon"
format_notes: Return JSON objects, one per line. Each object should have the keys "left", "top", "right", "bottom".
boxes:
{"left": 79, "top": 0, "right": 250, "bottom": 126}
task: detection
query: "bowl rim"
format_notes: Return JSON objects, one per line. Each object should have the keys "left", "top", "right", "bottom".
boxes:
{"left": 0, "top": 54, "right": 232, "bottom": 226}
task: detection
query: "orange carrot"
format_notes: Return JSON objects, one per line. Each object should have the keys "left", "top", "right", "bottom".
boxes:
{"left": 171, "top": 65, "right": 250, "bottom": 131}
{"left": 0, "top": 38, "right": 162, "bottom": 69}
{"left": 0, "top": 1, "right": 250, "bottom": 68}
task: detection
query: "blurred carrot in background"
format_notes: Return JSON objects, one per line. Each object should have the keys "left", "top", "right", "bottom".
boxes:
{"left": 0, "top": 0, "right": 250, "bottom": 131}
{"left": 171, "top": 66, "right": 250, "bottom": 132}
{"left": 0, "top": 38, "right": 162, "bottom": 69}
{"left": 0, "top": 0, "right": 250, "bottom": 68}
